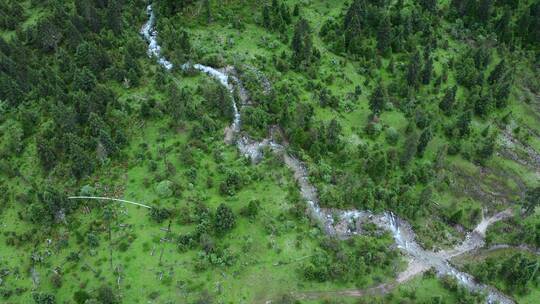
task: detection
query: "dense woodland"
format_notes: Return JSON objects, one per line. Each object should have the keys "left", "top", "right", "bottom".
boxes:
{"left": 0, "top": 0, "right": 539, "bottom": 303}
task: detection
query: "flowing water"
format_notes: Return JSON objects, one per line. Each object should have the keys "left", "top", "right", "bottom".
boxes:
{"left": 140, "top": 5, "right": 173, "bottom": 70}
{"left": 140, "top": 4, "right": 514, "bottom": 303}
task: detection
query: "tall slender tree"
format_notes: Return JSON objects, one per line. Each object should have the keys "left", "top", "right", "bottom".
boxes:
{"left": 439, "top": 86, "right": 457, "bottom": 115}
{"left": 369, "top": 83, "right": 387, "bottom": 115}
{"left": 406, "top": 51, "right": 422, "bottom": 89}
{"left": 377, "top": 16, "right": 391, "bottom": 56}
{"left": 291, "top": 18, "right": 314, "bottom": 66}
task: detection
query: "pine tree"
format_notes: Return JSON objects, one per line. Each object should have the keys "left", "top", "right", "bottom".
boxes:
{"left": 99, "top": 129, "right": 118, "bottom": 156}
{"left": 481, "top": 125, "right": 491, "bottom": 137}
{"left": 476, "top": 134, "right": 497, "bottom": 164}
{"left": 180, "top": 30, "right": 192, "bottom": 55}
{"left": 439, "top": 86, "right": 457, "bottom": 115}
{"left": 400, "top": 128, "right": 419, "bottom": 167}
{"left": 0, "top": 74, "right": 24, "bottom": 107}
{"left": 369, "top": 83, "right": 387, "bottom": 115}
{"left": 271, "top": 0, "right": 280, "bottom": 12}
{"left": 0, "top": 119, "right": 23, "bottom": 157}
{"left": 488, "top": 60, "right": 506, "bottom": 85}
{"left": 366, "top": 149, "right": 387, "bottom": 182}
{"left": 326, "top": 119, "right": 342, "bottom": 150}
{"left": 473, "top": 45, "right": 491, "bottom": 69}
{"left": 36, "top": 126, "right": 57, "bottom": 171}
{"left": 262, "top": 6, "right": 271, "bottom": 29}
{"left": 456, "top": 110, "right": 472, "bottom": 137}
{"left": 420, "top": 0, "right": 437, "bottom": 13}
{"left": 167, "top": 83, "right": 189, "bottom": 123}
{"left": 36, "top": 18, "right": 62, "bottom": 52}
{"left": 523, "top": 186, "right": 540, "bottom": 215}
{"left": 106, "top": 0, "right": 123, "bottom": 35}
{"left": 391, "top": 0, "right": 402, "bottom": 10}
{"left": 65, "top": 20, "right": 83, "bottom": 49}
{"left": 477, "top": 0, "right": 493, "bottom": 24}
{"left": 474, "top": 92, "right": 493, "bottom": 117}
{"left": 495, "top": 9, "right": 512, "bottom": 44}
{"left": 434, "top": 144, "right": 448, "bottom": 171}
{"left": 419, "top": 186, "right": 433, "bottom": 210}
{"left": 417, "top": 128, "right": 433, "bottom": 157}
{"left": 65, "top": 133, "right": 94, "bottom": 179}
{"left": 449, "top": 208, "right": 464, "bottom": 224}
{"left": 344, "top": 0, "right": 365, "bottom": 54}
{"left": 421, "top": 56, "right": 433, "bottom": 85}
{"left": 455, "top": 57, "right": 479, "bottom": 88}
{"left": 88, "top": 112, "right": 108, "bottom": 137}
{"left": 280, "top": 3, "right": 291, "bottom": 24}
{"left": 377, "top": 16, "right": 391, "bottom": 56}
{"left": 204, "top": 0, "right": 212, "bottom": 24}
{"left": 33, "top": 293, "right": 56, "bottom": 304}
{"left": 527, "top": 3, "right": 540, "bottom": 46}
{"left": 293, "top": 4, "right": 300, "bottom": 16}
{"left": 74, "top": 67, "right": 97, "bottom": 92}
{"left": 160, "top": 0, "right": 195, "bottom": 14}
{"left": 76, "top": 0, "right": 101, "bottom": 33}
{"left": 451, "top": 0, "right": 467, "bottom": 18}
{"left": 96, "top": 285, "right": 119, "bottom": 304}
{"left": 494, "top": 78, "right": 512, "bottom": 108}
{"left": 406, "top": 51, "right": 422, "bottom": 89}
{"left": 291, "top": 18, "right": 314, "bottom": 66}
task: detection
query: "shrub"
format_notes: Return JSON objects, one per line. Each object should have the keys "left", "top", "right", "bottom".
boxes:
{"left": 385, "top": 127, "right": 399, "bottom": 145}
{"left": 156, "top": 180, "right": 173, "bottom": 198}
{"left": 214, "top": 203, "right": 236, "bottom": 234}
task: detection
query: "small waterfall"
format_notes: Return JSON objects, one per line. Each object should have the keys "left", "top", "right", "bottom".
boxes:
{"left": 140, "top": 5, "right": 173, "bottom": 70}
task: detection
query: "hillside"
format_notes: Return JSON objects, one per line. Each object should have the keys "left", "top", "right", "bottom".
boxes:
{"left": 0, "top": 0, "right": 539, "bottom": 303}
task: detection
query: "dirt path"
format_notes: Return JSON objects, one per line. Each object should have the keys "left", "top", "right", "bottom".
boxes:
{"left": 440, "top": 209, "right": 513, "bottom": 259}
{"left": 295, "top": 282, "right": 396, "bottom": 300}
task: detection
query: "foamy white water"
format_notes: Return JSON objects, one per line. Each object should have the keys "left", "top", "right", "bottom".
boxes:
{"left": 140, "top": 5, "right": 173, "bottom": 70}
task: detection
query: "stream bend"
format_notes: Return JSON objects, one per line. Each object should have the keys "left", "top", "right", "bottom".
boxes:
{"left": 140, "top": 4, "right": 515, "bottom": 303}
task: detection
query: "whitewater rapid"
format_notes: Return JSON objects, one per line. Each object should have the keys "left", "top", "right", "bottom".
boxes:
{"left": 140, "top": 4, "right": 514, "bottom": 303}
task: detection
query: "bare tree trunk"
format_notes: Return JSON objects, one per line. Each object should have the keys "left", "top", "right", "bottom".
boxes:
{"left": 158, "top": 246, "right": 165, "bottom": 266}
{"left": 109, "top": 221, "right": 113, "bottom": 270}
{"left": 159, "top": 220, "right": 172, "bottom": 265}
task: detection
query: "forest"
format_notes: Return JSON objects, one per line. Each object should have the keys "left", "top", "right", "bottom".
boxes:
{"left": 0, "top": 0, "right": 539, "bottom": 303}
